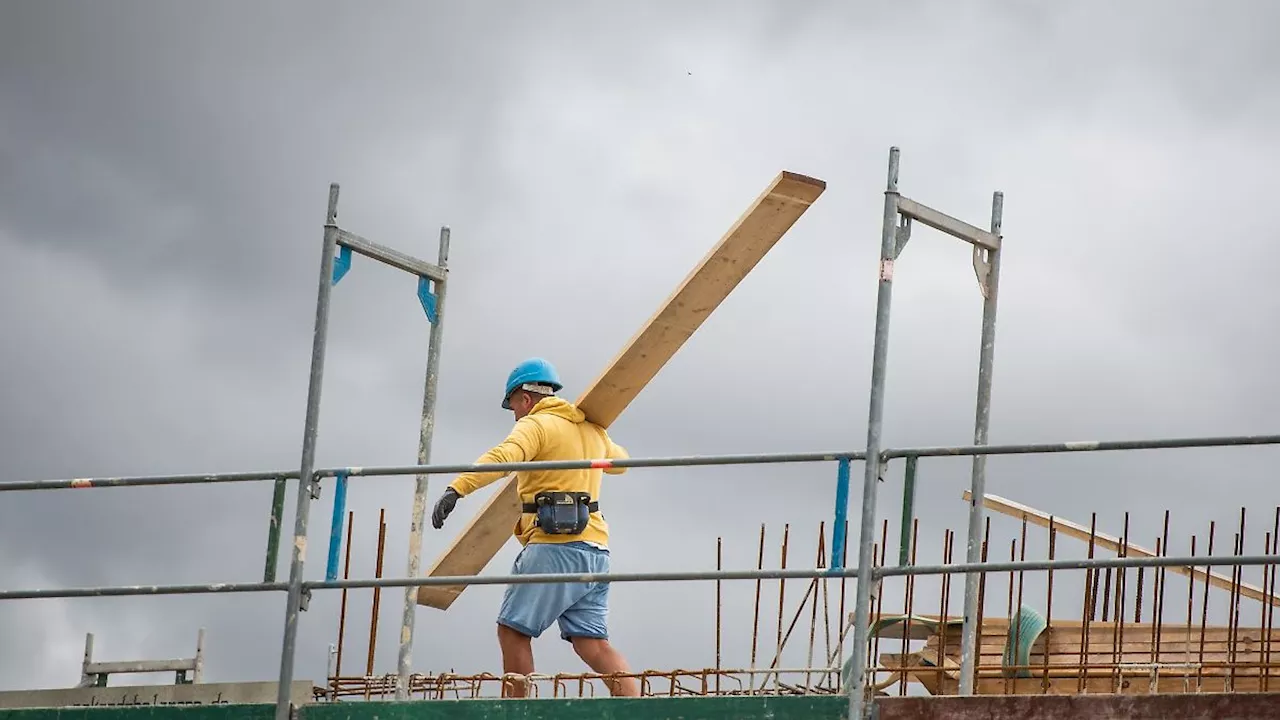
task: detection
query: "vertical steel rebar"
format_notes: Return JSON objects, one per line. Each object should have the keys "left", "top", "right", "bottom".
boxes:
{"left": 1229, "top": 508, "right": 1247, "bottom": 689}
{"left": 936, "top": 529, "right": 953, "bottom": 692}
{"left": 958, "top": 189, "right": 1004, "bottom": 696}
{"left": 749, "top": 523, "right": 765, "bottom": 694}
{"left": 820, "top": 524, "right": 833, "bottom": 689}
{"left": 848, "top": 145, "right": 901, "bottom": 720}
{"left": 1013, "top": 518, "right": 1027, "bottom": 685}
{"left": 1112, "top": 512, "right": 1129, "bottom": 691}
{"left": 334, "top": 510, "right": 354, "bottom": 699}
{"left": 806, "top": 523, "right": 825, "bottom": 691}
{"left": 775, "top": 523, "right": 790, "bottom": 690}
{"left": 1077, "top": 518, "right": 1097, "bottom": 693}
{"left": 975, "top": 517, "right": 990, "bottom": 684}
{"left": 368, "top": 508, "right": 388, "bottom": 679}
{"left": 1003, "top": 539, "right": 1016, "bottom": 695}
{"left": 397, "top": 225, "right": 451, "bottom": 699}
{"left": 870, "top": 521, "right": 888, "bottom": 686}
{"left": 1184, "top": 534, "right": 1197, "bottom": 688}
{"left": 1265, "top": 509, "right": 1279, "bottom": 691}
{"left": 1196, "top": 522, "right": 1216, "bottom": 689}
{"left": 898, "top": 518, "right": 919, "bottom": 695}
{"left": 1042, "top": 517, "right": 1056, "bottom": 691}
{"left": 1154, "top": 510, "right": 1171, "bottom": 672}
{"left": 715, "top": 536, "right": 722, "bottom": 694}
{"left": 275, "top": 183, "right": 340, "bottom": 720}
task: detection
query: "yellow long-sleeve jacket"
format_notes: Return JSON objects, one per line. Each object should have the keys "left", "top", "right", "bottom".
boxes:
{"left": 448, "top": 396, "right": 628, "bottom": 548}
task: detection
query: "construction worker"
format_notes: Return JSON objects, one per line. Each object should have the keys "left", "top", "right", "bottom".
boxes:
{"left": 431, "top": 357, "right": 640, "bottom": 698}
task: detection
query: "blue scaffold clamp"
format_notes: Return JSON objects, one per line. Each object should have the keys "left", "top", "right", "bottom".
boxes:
{"left": 418, "top": 275, "right": 438, "bottom": 324}
{"left": 331, "top": 245, "right": 352, "bottom": 285}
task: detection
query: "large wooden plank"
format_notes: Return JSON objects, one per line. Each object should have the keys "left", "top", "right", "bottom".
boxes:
{"left": 963, "top": 491, "right": 1280, "bottom": 606}
{"left": 417, "top": 170, "right": 826, "bottom": 609}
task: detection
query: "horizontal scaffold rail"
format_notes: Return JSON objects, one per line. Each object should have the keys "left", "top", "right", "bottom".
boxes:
{"left": 5, "top": 432, "right": 1279, "bottom": 493}
{"left": 4, "top": 553, "right": 1278, "bottom": 602}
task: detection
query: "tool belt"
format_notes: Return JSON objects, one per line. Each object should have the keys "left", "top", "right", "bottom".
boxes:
{"left": 522, "top": 491, "right": 598, "bottom": 535}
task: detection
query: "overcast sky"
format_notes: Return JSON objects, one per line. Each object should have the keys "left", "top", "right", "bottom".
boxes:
{"left": 2, "top": 0, "right": 1279, "bottom": 700}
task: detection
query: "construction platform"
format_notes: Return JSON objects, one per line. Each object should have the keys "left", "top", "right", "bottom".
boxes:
{"left": 5, "top": 694, "right": 1280, "bottom": 720}
{"left": 7, "top": 148, "right": 1280, "bottom": 720}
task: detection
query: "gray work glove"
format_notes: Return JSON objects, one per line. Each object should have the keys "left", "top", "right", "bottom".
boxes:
{"left": 432, "top": 488, "right": 460, "bottom": 529}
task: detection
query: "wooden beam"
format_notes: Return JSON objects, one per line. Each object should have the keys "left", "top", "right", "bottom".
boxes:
{"left": 417, "top": 170, "right": 826, "bottom": 609}
{"left": 963, "top": 490, "right": 1279, "bottom": 607}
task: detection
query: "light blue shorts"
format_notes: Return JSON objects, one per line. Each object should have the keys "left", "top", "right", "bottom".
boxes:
{"left": 496, "top": 541, "right": 611, "bottom": 642}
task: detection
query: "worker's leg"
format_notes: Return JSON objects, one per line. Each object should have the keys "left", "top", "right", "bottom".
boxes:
{"left": 495, "top": 542, "right": 595, "bottom": 697}
{"left": 496, "top": 624, "right": 534, "bottom": 698}
{"left": 570, "top": 636, "right": 639, "bottom": 696}
{"left": 558, "top": 544, "right": 640, "bottom": 697}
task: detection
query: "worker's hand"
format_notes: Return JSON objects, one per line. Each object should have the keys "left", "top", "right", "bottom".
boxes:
{"left": 431, "top": 487, "right": 460, "bottom": 529}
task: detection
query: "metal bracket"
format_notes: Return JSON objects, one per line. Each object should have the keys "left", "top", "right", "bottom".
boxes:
{"left": 892, "top": 215, "right": 912, "bottom": 259}
{"left": 299, "top": 587, "right": 312, "bottom": 612}
{"left": 309, "top": 475, "right": 322, "bottom": 500}
{"left": 972, "top": 246, "right": 992, "bottom": 299}
{"left": 332, "top": 244, "right": 352, "bottom": 285}
{"left": 418, "top": 275, "right": 438, "bottom": 324}
{"left": 325, "top": 473, "right": 349, "bottom": 582}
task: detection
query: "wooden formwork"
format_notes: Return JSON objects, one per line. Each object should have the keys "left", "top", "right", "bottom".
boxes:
{"left": 872, "top": 614, "right": 1280, "bottom": 696}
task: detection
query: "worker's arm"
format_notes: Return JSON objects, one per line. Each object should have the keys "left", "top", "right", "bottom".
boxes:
{"left": 603, "top": 434, "right": 629, "bottom": 475}
{"left": 448, "top": 417, "right": 545, "bottom": 496}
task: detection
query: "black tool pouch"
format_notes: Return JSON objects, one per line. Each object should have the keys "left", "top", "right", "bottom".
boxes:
{"left": 525, "top": 491, "right": 596, "bottom": 535}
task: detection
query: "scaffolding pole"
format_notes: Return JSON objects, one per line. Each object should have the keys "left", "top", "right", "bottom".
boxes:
{"left": 847, "top": 146, "right": 1005, "bottom": 719}
{"left": 848, "top": 146, "right": 901, "bottom": 720}
{"left": 275, "top": 184, "right": 340, "bottom": 720}
{"left": 397, "top": 225, "right": 451, "bottom": 700}
{"left": 272, "top": 183, "right": 451, "bottom": 720}
{"left": 958, "top": 190, "right": 1004, "bottom": 696}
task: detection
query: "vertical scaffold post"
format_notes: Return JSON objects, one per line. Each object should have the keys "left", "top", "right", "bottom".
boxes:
{"left": 848, "top": 146, "right": 901, "bottom": 720}
{"left": 957, "top": 191, "right": 1004, "bottom": 695}
{"left": 275, "top": 183, "right": 340, "bottom": 720}
{"left": 397, "top": 225, "right": 451, "bottom": 700}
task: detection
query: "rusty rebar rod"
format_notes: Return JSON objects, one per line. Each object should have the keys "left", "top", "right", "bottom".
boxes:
{"left": 366, "top": 508, "right": 387, "bottom": 683}
{"left": 333, "top": 509, "right": 354, "bottom": 700}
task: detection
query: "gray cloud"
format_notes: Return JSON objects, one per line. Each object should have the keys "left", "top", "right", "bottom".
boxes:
{"left": 2, "top": 0, "right": 1279, "bottom": 699}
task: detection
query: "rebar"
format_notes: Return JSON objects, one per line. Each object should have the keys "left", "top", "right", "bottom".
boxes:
{"left": 749, "top": 523, "right": 765, "bottom": 693}
{"left": 367, "top": 508, "right": 387, "bottom": 680}
{"left": 332, "top": 509, "right": 354, "bottom": 700}
{"left": 323, "top": 666, "right": 846, "bottom": 700}
{"left": 715, "top": 536, "right": 722, "bottom": 690}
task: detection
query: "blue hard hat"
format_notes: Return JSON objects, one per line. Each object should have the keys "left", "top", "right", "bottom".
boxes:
{"left": 502, "top": 357, "right": 563, "bottom": 409}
